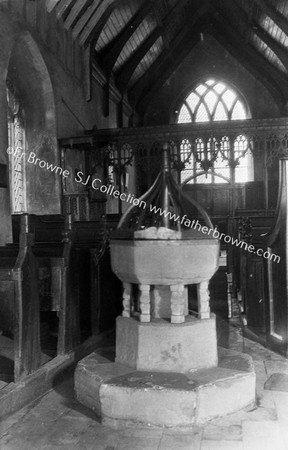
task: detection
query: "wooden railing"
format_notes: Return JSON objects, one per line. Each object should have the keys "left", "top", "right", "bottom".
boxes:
{"left": 60, "top": 117, "right": 288, "bottom": 147}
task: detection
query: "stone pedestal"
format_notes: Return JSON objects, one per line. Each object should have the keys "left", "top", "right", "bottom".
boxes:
{"left": 115, "top": 315, "right": 218, "bottom": 373}
{"left": 75, "top": 347, "right": 256, "bottom": 428}
{"left": 75, "top": 224, "right": 257, "bottom": 428}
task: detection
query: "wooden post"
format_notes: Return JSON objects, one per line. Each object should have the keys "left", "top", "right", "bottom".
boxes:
{"left": 13, "top": 214, "right": 41, "bottom": 381}
{"left": 263, "top": 139, "right": 269, "bottom": 210}
{"left": 57, "top": 214, "right": 80, "bottom": 355}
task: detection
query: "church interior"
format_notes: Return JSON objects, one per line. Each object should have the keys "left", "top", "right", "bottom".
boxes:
{"left": 1, "top": 0, "right": 288, "bottom": 448}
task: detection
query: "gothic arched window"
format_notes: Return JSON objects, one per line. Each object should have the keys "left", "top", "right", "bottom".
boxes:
{"left": 177, "top": 79, "right": 248, "bottom": 123}
{"left": 177, "top": 79, "right": 253, "bottom": 184}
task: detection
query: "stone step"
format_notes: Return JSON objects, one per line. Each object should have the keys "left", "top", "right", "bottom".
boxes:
{"left": 75, "top": 347, "right": 256, "bottom": 428}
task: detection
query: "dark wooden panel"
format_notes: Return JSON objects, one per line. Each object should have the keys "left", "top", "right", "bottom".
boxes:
{"left": 213, "top": 188, "right": 230, "bottom": 215}
{"left": 230, "top": 210, "right": 275, "bottom": 333}
{"left": 0, "top": 164, "right": 7, "bottom": 188}
{"left": 245, "top": 181, "right": 264, "bottom": 209}
{"left": 0, "top": 280, "right": 14, "bottom": 337}
{"left": 246, "top": 257, "right": 266, "bottom": 333}
{"left": 38, "top": 257, "right": 62, "bottom": 311}
{"left": 266, "top": 233, "right": 287, "bottom": 351}
{"left": 90, "top": 246, "right": 122, "bottom": 335}
{"left": 268, "top": 180, "right": 279, "bottom": 209}
{"left": 183, "top": 183, "right": 246, "bottom": 216}
{"left": 12, "top": 215, "right": 65, "bottom": 244}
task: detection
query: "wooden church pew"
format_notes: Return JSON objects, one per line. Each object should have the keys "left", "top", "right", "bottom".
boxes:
{"left": 0, "top": 212, "right": 118, "bottom": 383}
{"left": 0, "top": 215, "right": 40, "bottom": 381}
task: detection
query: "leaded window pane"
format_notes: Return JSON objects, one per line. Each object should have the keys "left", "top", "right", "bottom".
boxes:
{"left": 178, "top": 104, "right": 191, "bottom": 122}
{"left": 176, "top": 79, "right": 251, "bottom": 184}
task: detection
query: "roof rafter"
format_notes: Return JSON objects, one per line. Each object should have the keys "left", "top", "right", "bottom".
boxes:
{"left": 64, "top": 0, "right": 94, "bottom": 31}
{"left": 136, "top": 8, "right": 288, "bottom": 116}
{"left": 220, "top": 0, "right": 288, "bottom": 74}
{"left": 209, "top": 16, "right": 288, "bottom": 112}
{"left": 253, "top": 0, "right": 288, "bottom": 38}
{"left": 114, "top": 0, "right": 192, "bottom": 92}
{"left": 135, "top": 28, "right": 205, "bottom": 116}
{"left": 115, "top": 28, "right": 161, "bottom": 92}
{"left": 99, "top": 0, "right": 153, "bottom": 75}
{"left": 72, "top": 0, "right": 102, "bottom": 39}
{"left": 128, "top": 2, "right": 211, "bottom": 108}
{"left": 212, "top": 2, "right": 288, "bottom": 89}
{"left": 78, "top": 0, "right": 118, "bottom": 47}
{"left": 46, "top": 0, "right": 61, "bottom": 14}
{"left": 56, "top": 0, "right": 76, "bottom": 21}
{"left": 254, "top": 24, "right": 288, "bottom": 73}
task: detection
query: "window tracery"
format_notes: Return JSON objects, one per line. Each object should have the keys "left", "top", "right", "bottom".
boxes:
{"left": 177, "top": 79, "right": 253, "bottom": 184}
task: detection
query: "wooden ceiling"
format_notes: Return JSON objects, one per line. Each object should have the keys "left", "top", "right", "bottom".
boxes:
{"left": 50, "top": 0, "right": 288, "bottom": 115}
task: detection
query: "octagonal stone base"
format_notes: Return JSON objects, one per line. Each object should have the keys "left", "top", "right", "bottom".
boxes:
{"left": 74, "top": 347, "right": 256, "bottom": 428}
{"left": 115, "top": 315, "right": 218, "bottom": 373}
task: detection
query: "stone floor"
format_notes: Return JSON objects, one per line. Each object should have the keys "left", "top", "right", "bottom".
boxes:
{"left": 0, "top": 314, "right": 288, "bottom": 450}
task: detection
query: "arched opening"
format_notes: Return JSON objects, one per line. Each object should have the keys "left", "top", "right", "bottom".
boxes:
{"left": 176, "top": 79, "right": 253, "bottom": 185}
{"left": 7, "top": 31, "right": 60, "bottom": 215}
{"left": 177, "top": 79, "right": 250, "bottom": 123}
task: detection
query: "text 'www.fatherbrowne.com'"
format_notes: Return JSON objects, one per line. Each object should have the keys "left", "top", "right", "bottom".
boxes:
{"left": 75, "top": 174, "right": 280, "bottom": 263}
{"left": 148, "top": 204, "right": 280, "bottom": 263}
